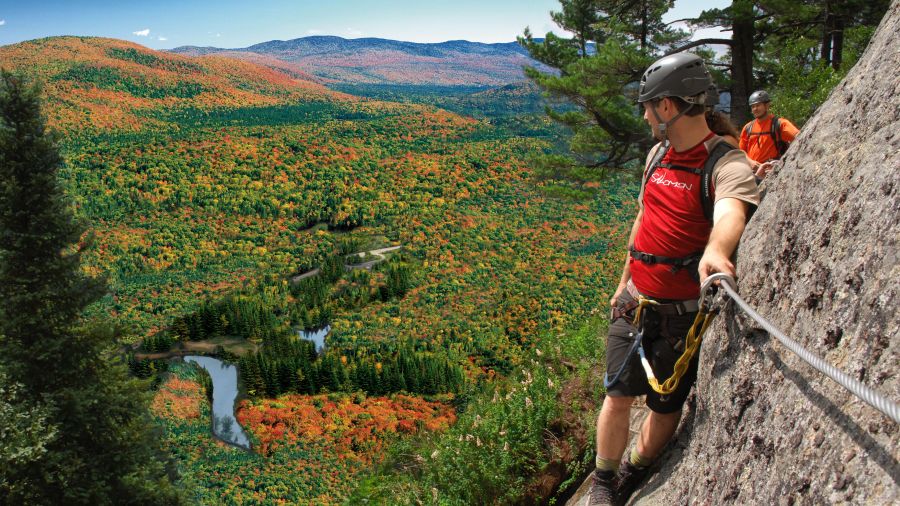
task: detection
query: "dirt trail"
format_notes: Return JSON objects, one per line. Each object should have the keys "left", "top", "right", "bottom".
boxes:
{"left": 291, "top": 245, "right": 403, "bottom": 282}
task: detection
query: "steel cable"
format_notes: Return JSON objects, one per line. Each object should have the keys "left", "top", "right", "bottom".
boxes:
{"left": 709, "top": 277, "right": 899, "bottom": 424}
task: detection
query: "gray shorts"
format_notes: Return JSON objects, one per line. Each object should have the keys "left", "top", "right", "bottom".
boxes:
{"left": 604, "top": 289, "right": 701, "bottom": 414}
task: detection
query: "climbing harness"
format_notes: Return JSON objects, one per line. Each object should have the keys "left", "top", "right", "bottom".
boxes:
{"left": 604, "top": 278, "right": 724, "bottom": 395}
{"left": 603, "top": 293, "right": 662, "bottom": 390}
{"left": 704, "top": 273, "right": 899, "bottom": 424}
{"left": 606, "top": 274, "right": 899, "bottom": 423}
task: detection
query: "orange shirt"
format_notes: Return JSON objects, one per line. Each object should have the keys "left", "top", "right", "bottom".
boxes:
{"left": 740, "top": 115, "right": 799, "bottom": 163}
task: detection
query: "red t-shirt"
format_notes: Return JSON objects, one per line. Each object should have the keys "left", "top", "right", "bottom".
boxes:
{"left": 631, "top": 135, "right": 715, "bottom": 300}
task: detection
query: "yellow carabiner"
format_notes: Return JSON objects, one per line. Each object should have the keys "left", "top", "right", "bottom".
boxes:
{"left": 632, "top": 296, "right": 658, "bottom": 328}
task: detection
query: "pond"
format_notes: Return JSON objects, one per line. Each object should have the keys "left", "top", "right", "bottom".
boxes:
{"left": 184, "top": 355, "right": 251, "bottom": 450}
{"left": 298, "top": 325, "right": 331, "bottom": 353}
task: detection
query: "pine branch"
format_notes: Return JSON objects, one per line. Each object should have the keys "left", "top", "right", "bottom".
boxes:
{"left": 664, "top": 38, "right": 733, "bottom": 56}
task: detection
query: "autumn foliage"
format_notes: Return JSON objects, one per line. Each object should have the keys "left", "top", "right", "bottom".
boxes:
{"left": 151, "top": 367, "right": 455, "bottom": 504}
{"left": 1, "top": 36, "right": 639, "bottom": 503}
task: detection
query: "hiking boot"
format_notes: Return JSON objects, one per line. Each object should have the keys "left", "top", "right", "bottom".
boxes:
{"left": 615, "top": 461, "right": 651, "bottom": 504}
{"left": 588, "top": 469, "right": 617, "bottom": 506}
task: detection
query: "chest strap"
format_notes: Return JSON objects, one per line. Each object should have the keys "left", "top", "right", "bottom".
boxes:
{"left": 656, "top": 162, "right": 703, "bottom": 175}
{"left": 642, "top": 140, "right": 736, "bottom": 223}
{"left": 630, "top": 245, "right": 702, "bottom": 267}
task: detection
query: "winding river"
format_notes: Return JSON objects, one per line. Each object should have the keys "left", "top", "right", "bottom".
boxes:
{"left": 184, "top": 355, "right": 251, "bottom": 450}
{"left": 182, "top": 327, "right": 332, "bottom": 449}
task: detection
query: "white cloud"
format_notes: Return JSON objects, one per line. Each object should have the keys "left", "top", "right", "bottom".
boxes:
{"left": 345, "top": 27, "right": 363, "bottom": 37}
{"left": 216, "top": 33, "right": 221, "bottom": 37}
{"left": 0, "top": 19, "right": 6, "bottom": 26}
{"left": 133, "top": 28, "right": 150, "bottom": 37}
{"left": 158, "top": 36, "right": 167, "bottom": 41}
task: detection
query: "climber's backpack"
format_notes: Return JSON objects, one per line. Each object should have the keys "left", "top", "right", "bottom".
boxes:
{"left": 631, "top": 138, "right": 739, "bottom": 279}
{"left": 641, "top": 138, "right": 737, "bottom": 223}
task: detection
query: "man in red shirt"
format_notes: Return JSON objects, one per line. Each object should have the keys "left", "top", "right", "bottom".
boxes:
{"left": 739, "top": 90, "right": 800, "bottom": 180}
{"left": 589, "top": 54, "right": 760, "bottom": 505}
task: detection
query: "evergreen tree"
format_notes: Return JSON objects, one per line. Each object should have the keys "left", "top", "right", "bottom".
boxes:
{"left": 520, "top": 0, "right": 687, "bottom": 172}
{"left": 680, "top": 0, "right": 889, "bottom": 123}
{"left": 169, "top": 316, "right": 189, "bottom": 341}
{"left": 0, "top": 366, "right": 58, "bottom": 498}
{"left": 277, "top": 361, "right": 293, "bottom": 392}
{"left": 0, "top": 72, "right": 181, "bottom": 503}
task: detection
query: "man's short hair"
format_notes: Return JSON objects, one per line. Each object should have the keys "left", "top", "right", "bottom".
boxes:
{"left": 655, "top": 96, "right": 705, "bottom": 117}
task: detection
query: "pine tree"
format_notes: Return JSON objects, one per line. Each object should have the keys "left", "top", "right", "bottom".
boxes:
{"left": 0, "top": 366, "right": 57, "bottom": 496}
{"left": 0, "top": 72, "right": 182, "bottom": 503}
{"left": 675, "top": 0, "right": 888, "bottom": 123}
{"left": 277, "top": 361, "right": 293, "bottom": 392}
{"left": 520, "top": 0, "right": 687, "bottom": 172}
{"left": 169, "top": 316, "right": 189, "bottom": 340}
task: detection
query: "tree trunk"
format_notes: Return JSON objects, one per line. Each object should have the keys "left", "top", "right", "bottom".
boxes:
{"left": 822, "top": 12, "right": 834, "bottom": 65}
{"left": 832, "top": 15, "right": 845, "bottom": 69}
{"left": 730, "top": 2, "right": 755, "bottom": 125}
{"left": 640, "top": 0, "right": 648, "bottom": 52}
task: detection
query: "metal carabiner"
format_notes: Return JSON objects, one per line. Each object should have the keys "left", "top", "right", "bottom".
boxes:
{"left": 699, "top": 272, "right": 736, "bottom": 312}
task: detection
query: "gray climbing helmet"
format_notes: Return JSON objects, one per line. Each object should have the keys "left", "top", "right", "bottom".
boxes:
{"left": 749, "top": 90, "right": 771, "bottom": 105}
{"left": 705, "top": 84, "right": 720, "bottom": 107}
{"left": 638, "top": 53, "right": 712, "bottom": 104}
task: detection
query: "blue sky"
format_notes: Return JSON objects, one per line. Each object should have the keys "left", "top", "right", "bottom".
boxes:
{"left": 0, "top": 0, "right": 729, "bottom": 49}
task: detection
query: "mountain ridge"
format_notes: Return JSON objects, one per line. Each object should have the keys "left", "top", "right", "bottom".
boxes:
{"left": 175, "top": 35, "right": 534, "bottom": 56}
{"left": 0, "top": 36, "right": 351, "bottom": 131}
{"left": 169, "top": 35, "right": 549, "bottom": 86}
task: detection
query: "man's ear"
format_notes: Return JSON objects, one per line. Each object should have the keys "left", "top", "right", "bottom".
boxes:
{"left": 660, "top": 97, "right": 672, "bottom": 115}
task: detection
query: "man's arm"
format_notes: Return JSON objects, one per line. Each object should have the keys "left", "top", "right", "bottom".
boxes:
{"left": 740, "top": 124, "right": 764, "bottom": 173}
{"left": 610, "top": 209, "right": 642, "bottom": 307}
{"left": 739, "top": 123, "right": 750, "bottom": 153}
{"left": 698, "top": 198, "right": 750, "bottom": 283}
{"left": 781, "top": 118, "right": 800, "bottom": 142}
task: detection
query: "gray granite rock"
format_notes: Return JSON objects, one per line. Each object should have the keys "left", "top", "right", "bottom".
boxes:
{"left": 570, "top": 2, "right": 900, "bottom": 504}
{"left": 633, "top": 3, "right": 900, "bottom": 504}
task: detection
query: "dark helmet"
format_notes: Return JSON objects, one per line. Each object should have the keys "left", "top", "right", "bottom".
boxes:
{"left": 749, "top": 90, "right": 771, "bottom": 105}
{"left": 705, "top": 84, "right": 720, "bottom": 107}
{"left": 638, "top": 53, "right": 712, "bottom": 104}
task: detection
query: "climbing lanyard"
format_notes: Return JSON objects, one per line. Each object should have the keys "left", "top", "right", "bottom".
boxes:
{"left": 602, "top": 298, "right": 654, "bottom": 390}
{"left": 604, "top": 285, "right": 722, "bottom": 395}
{"left": 639, "top": 300, "right": 718, "bottom": 395}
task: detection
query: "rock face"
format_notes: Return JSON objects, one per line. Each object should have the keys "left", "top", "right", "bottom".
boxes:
{"left": 630, "top": 2, "right": 900, "bottom": 504}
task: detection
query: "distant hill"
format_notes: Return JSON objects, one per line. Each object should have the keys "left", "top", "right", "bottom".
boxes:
{"left": 0, "top": 36, "right": 346, "bottom": 130}
{"left": 170, "top": 36, "right": 551, "bottom": 86}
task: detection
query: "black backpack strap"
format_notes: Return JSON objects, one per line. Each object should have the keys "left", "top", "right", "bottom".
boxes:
{"left": 700, "top": 139, "right": 738, "bottom": 222}
{"left": 771, "top": 116, "right": 786, "bottom": 159}
{"left": 629, "top": 246, "right": 702, "bottom": 268}
{"left": 641, "top": 142, "right": 670, "bottom": 206}
{"left": 629, "top": 246, "right": 704, "bottom": 282}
